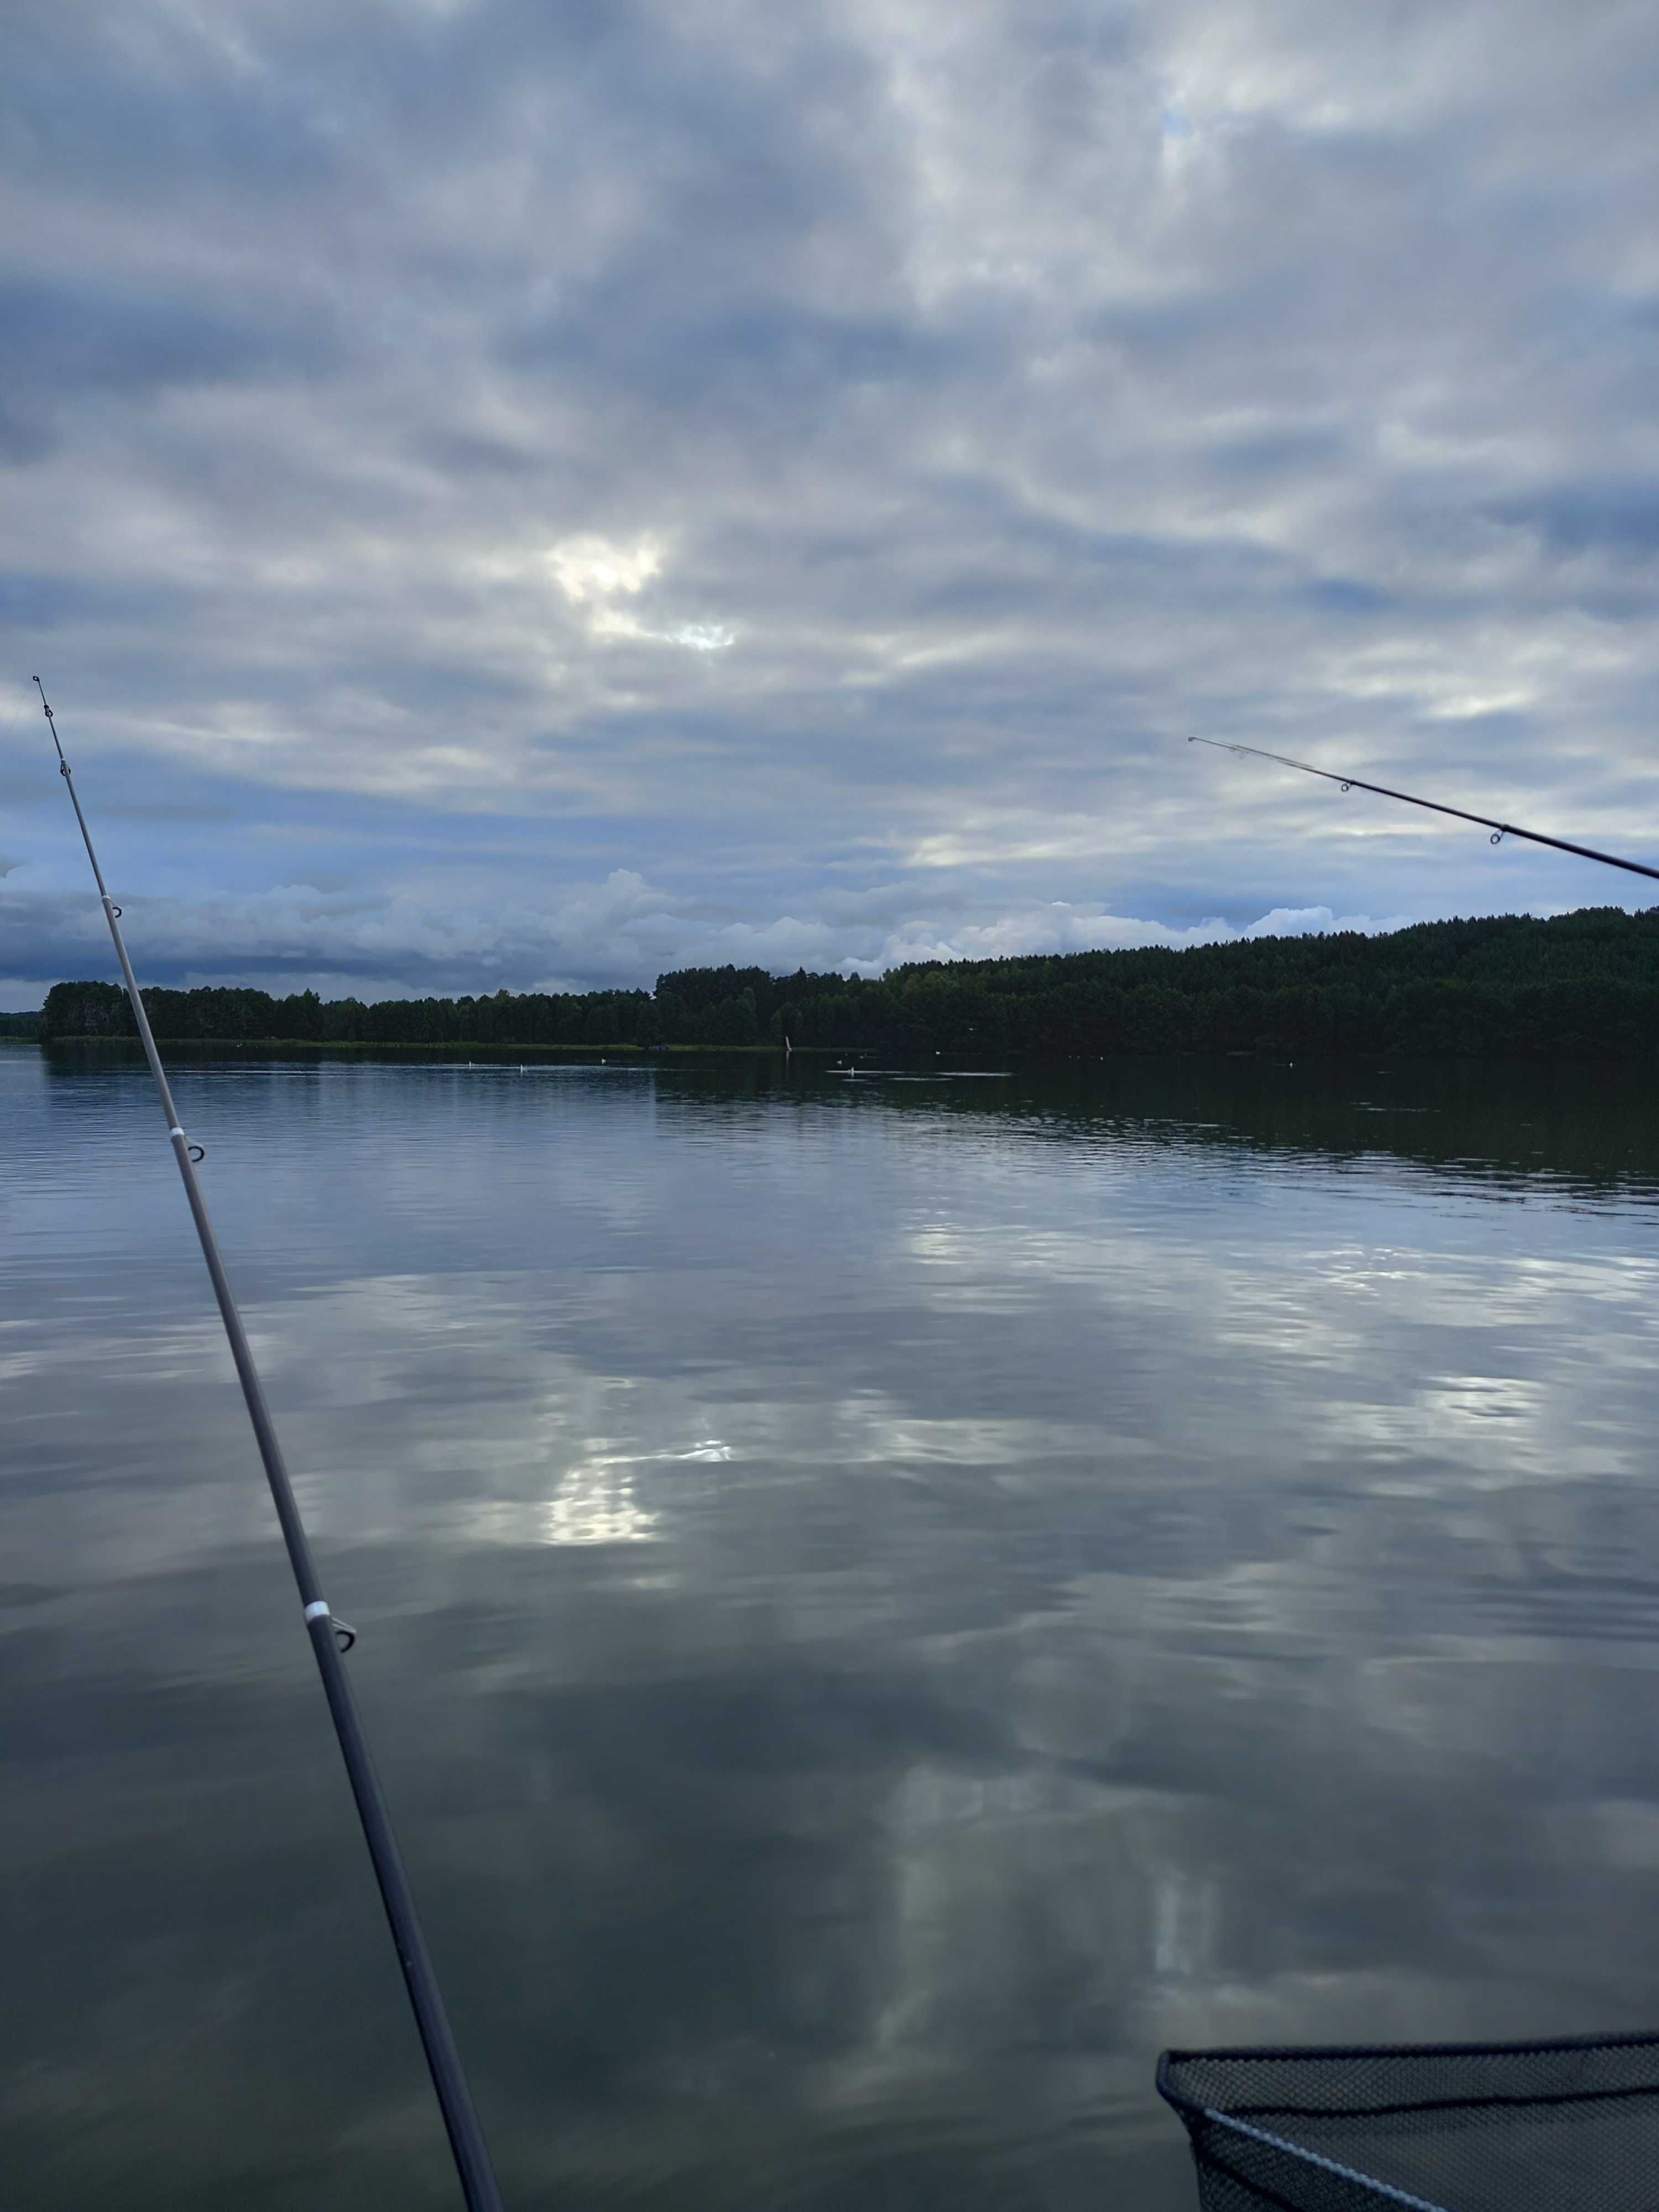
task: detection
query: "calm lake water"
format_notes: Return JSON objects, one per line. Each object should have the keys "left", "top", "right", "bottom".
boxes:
{"left": 7, "top": 1044, "right": 1659, "bottom": 2209}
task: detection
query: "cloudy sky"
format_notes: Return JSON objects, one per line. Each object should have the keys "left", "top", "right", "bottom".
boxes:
{"left": 4, "top": 0, "right": 1658, "bottom": 1006}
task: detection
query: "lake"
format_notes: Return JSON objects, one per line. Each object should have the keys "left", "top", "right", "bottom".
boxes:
{"left": 7, "top": 1044, "right": 1659, "bottom": 2210}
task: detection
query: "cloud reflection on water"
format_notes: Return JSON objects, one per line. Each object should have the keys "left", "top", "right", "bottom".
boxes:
{"left": 7, "top": 1052, "right": 1659, "bottom": 2207}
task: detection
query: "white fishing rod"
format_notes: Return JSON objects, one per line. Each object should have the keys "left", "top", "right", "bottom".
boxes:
{"left": 35, "top": 679, "right": 506, "bottom": 2212}
{"left": 1190, "top": 735, "right": 1659, "bottom": 885}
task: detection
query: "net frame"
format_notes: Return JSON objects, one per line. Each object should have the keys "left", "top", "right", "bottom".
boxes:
{"left": 1158, "top": 2030, "right": 1659, "bottom": 2211}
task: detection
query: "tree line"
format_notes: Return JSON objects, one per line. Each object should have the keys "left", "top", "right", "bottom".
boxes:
{"left": 35, "top": 905, "right": 1659, "bottom": 1059}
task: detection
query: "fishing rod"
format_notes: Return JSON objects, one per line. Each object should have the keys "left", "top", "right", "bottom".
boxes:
{"left": 1188, "top": 735, "right": 1659, "bottom": 885}
{"left": 34, "top": 680, "right": 506, "bottom": 2212}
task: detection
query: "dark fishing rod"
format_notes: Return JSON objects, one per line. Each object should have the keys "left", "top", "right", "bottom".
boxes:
{"left": 34, "top": 679, "right": 506, "bottom": 2212}
{"left": 1189, "top": 734, "right": 1659, "bottom": 885}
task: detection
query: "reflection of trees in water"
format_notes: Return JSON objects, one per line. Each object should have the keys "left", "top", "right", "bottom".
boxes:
{"left": 724, "top": 1055, "right": 1659, "bottom": 1201}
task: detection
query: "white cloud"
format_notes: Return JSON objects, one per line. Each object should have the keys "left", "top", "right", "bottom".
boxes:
{"left": 864, "top": 901, "right": 1414, "bottom": 974}
{"left": 0, "top": 875, "right": 1429, "bottom": 1000}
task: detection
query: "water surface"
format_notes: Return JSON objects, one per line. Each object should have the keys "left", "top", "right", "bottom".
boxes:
{"left": 7, "top": 1047, "right": 1659, "bottom": 2209}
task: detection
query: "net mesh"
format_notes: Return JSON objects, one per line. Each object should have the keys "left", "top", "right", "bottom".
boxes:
{"left": 1158, "top": 2034, "right": 1659, "bottom": 2212}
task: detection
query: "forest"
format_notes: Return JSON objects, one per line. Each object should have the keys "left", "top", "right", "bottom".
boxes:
{"left": 35, "top": 905, "right": 1659, "bottom": 1060}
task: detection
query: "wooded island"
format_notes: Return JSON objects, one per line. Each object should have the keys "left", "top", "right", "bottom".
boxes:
{"left": 35, "top": 906, "right": 1659, "bottom": 1060}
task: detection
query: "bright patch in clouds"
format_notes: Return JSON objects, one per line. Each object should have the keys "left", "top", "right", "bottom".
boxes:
{"left": 545, "top": 535, "right": 732, "bottom": 653}
{"left": 547, "top": 535, "right": 664, "bottom": 607}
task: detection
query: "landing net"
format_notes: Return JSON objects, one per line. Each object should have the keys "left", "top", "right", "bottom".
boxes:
{"left": 1159, "top": 2033, "right": 1659, "bottom": 2211}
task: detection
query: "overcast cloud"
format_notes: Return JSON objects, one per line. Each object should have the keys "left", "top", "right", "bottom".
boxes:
{"left": 3, "top": 0, "right": 1657, "bottom": 1004}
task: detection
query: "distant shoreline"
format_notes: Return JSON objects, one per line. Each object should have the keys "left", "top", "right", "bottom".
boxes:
{"left": 31, "top": 907, "right": 1659, "bottom": 1061}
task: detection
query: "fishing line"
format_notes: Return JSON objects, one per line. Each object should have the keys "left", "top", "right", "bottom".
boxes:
{"left": 1189, "top": 734, "right": 1659, "bottom": 885}
{"left": 34, "top": 678, "right": 507, "bottom": 2212}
